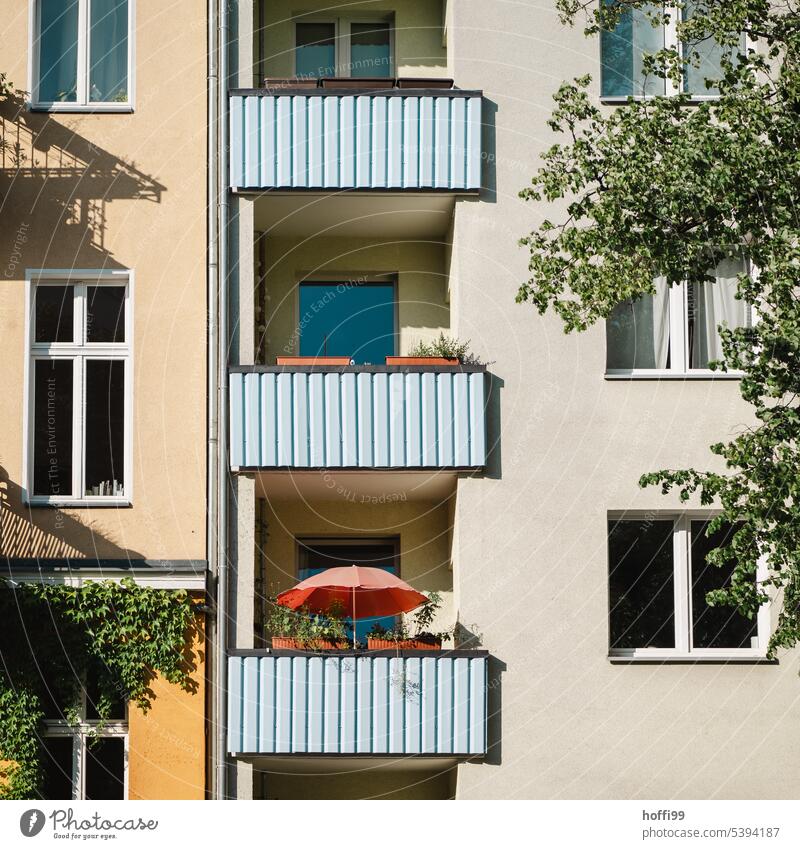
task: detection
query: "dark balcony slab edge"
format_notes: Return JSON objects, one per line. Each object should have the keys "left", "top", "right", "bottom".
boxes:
{"left": 230, "top": 87, "right": 483, "bottom": 99}
{"left": 230, "top": 364, "right": 486, "bottom": 374}
{"left": 228, "top": 648, "right": 489, "bottom": 659}
{"left": 230, "top": 186, "right": 482, "bottom": 195}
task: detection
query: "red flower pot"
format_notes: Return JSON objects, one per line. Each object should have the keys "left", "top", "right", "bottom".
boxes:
{"left": 367, "top": 637, "right": 442, "bottom": 651}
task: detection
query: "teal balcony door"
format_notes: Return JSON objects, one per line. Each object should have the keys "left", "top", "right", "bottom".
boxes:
{"left": 298, "top": 280, "right": 396, "bottom": 365}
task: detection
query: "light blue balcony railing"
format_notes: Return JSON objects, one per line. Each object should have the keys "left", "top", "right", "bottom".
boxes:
{"left": 227, "top": 651, "right": 489, "bottom": 756}
{"left": 229, "top": 88, "right": 483, "bottom": 191}
{"left": 229, "top": 366, "right": 488, "bottom": 470}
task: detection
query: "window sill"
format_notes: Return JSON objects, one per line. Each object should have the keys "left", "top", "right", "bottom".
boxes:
{"left": 26, "top": 498, "right": 132, "bottom": 509}
{"left": 600, "top": 96, "right": 721, "bottom": 105}
{"left": 609, "top": 654, "right": 775, "bottom": 665}
{"left": 28, "top": 103, "right": 134, "bottom": 114}
{"left": 605, "top": 371, "right": 742, "bottom": 381}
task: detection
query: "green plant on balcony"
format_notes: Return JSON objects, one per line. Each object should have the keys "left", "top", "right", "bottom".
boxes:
{"left": 407, "top": 333, "right": 472, "bottom": 362}
{"left": 366, "top": 592, "right": 453, "bottom": 650}
{"left": 265, "top": 597, "right": 349, "bottom": 650}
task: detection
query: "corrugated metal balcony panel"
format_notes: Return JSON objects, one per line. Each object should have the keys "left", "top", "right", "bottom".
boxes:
{"left": 229, "top": 369, "right": 487, "bottom": 469}
{"left": 227, "top": 654, "right": 488, "bottom": 756}
{"left": 229, "top": 92, "right": 482, "bottom": 191}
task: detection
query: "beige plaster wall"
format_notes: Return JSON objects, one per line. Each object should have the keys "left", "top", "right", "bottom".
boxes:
{"left": 445, "top": 0, "right": 800, "bottom": 799}
{"left": 0, "top": 1, "right": 207, "bottom": 562}
{"left": 258, "top": 0, "right": 448, "bottom": 82}
{"left": 259, "top": 236, "right": 449, "bottom": 363}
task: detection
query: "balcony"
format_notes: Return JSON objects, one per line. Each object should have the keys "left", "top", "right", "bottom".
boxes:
{"left": 229, "top": 87, "right": 482, "bottom": 192}
{"left": 229, "top": 365, "right": 487, "bottom": 471}
{"left": 227, "top": 650, "right": 488, "bottom": 757}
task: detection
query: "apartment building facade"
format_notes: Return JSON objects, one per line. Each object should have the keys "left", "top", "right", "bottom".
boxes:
{"left": 0, "top": 1, "right": 208, "bottom": 799}
{"left": 220, "top": 0, "right": 800, "bottom": 801}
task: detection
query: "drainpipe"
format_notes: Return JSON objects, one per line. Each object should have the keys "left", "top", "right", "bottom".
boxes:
{"left": 214, "top": 0, "right": 230, "bottom": 801}
{"left": 206, "top": 0, "right": 228, "bottom": 801}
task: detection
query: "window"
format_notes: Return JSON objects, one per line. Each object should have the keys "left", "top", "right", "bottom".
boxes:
{"left": 26, "top": 272, "right": 131, "bottom": 505}
{"left": 297, "top": 538, "right": 400, "bottom": 644}
{"left": 608, "top": 515, "right": 768, "bottom": 658}
{"left": 600, "top": 1, "right": 745, "bottom": 98}
{"left": 294, "top": 18, "right": 393, "bottom": 79}
{"left": 32, "top": 0, "right": 133, "bottom": 109}
{"left": 40, "top": 678, "right": 127, "bottom": 800}
{"left": 298, "top": 279, "right": 396, "bottom": 364}
{"left": 605, "top": 255, "right": 752, "bottom": 375}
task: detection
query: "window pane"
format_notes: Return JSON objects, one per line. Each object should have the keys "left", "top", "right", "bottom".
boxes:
{"left": 350, "top": 23, "right": 391, "bottom": 78}
{"left": 85, "top": 360, "right": 125, "bottom": 496}
{"left": 691, "top": 520, "right": 757, "bottom": 649}
{"left": 688, "top": 256, "right": 750, "bottom": 369}
{"left": 601, "top": 2, "right": 665, "bottom": 97}
{"left": 85, "top": 737, "right": 125, "bottom": 800}
{"left": 682, "top": 1, "right": 745, "bottom": 95}
{"left": 38, "top": 0, "right": 79, "bottom": 102}
{"left": 298, "top": 541, "right": 398, "bottom": 644}
{"left": 90, "top": 0, "right": 129, "bottom": 102}
{"left": 35, "top": 285, "right": 74, "bottom": 343}
{"left": 41, "top": 737, "right": 75, "bottom": 800}
{"left": 85, "top": 661, "right": 127, "bottom": 720}
{"left": 87, "top": 286, "right": 126, "bottom": 343}
{"left": 33, "top": 360, "right": 73, "bottom": 497}
{"left": 606, "top": 277, "right": 670, "bottom": 369}
{"left": 298, "top": 282, "right": 395, "bottom": 364}
{"left": 296, "top": 22, "right": 336, "bottom": 78}
{"left": 609, "top": 520, "right": 675, "bottom": 649}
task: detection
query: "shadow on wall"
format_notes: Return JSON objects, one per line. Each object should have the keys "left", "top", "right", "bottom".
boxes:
{"left": 486, "top": 372, "right": 503, "bottom": 479}
{"left": 481, "top": 98, "right": 498, "bottom": 203}
{"left": 0, "top": 90, "right": 165, "bottom": 266}
{"left": 0, "top": 467, "right": 143, "bottom": 561}
{"left": 485, "top": 654, "right": 505, "bottom": 767}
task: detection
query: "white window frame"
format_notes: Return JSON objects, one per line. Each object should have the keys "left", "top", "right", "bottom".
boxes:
{"left": 43, "top": 689, "right": 128, "bottom": 800}
{"left": 605, "top": 266, "right": 756, "bottom": 380}
{"left": 28, "top": 0, "right": 136, "bottom": 112}
{"left": 23, "top": 269, "right": 133, "bottom": 507}
{"left": 599, "top": 4, "right": 749, "bottom": 103}
{"left": 292, "top": 15, "right": 395, "bottom": 78}
{"left": 608, "top": 511, "right": 770, "bottom": 660}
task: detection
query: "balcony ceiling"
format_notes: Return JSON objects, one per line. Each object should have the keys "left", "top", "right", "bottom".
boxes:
{"left": 252, "top": 193, "right": 456, "bottom": 238}
{"left": 254, "top": 470, "right": 458, "bottom": 503}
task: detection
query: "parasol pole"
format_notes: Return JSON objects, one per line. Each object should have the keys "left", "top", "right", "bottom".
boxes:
{"left": 351, "top": 565, "right": 357, "bottom": 649}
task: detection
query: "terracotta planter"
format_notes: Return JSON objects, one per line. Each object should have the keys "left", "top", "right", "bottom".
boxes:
{"left": 276, "top": 356, "right": 352, "bottom": 366}
{"left": 396, "top": 78, "right": 454, "bottom": 90}
{"left": 367, "top": 637, "right": 442, "bottom": 651}
{"left": 320, "top": 77, "right": 395, "bottom": 90}
{"left": 262, "top": 77, "right": 319, "bottom": 91}
{"left": 385, "top": 356, "right": 460, "bottom": 366}
{"left": 272, "top": 637, "right": 350, "bottom": 651}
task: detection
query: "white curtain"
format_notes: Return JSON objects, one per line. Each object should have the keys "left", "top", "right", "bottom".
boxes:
{"left": 606, "top": 276, "right": 670, "bottom": 370}
{"left": 691, "top": 257, "right": 749, "bottom": 367}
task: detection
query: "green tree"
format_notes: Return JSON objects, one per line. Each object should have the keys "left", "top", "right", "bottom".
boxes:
{"left": 518, "top": 1, "right": 800, "bottom": 656}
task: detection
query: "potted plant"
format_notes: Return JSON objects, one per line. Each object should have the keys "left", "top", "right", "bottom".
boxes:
{"left": 266, "top": 598, "right": 350, "bottom": 651}
{"left": 366, "top": 592, "right": 452, "bottom": 650}
{"left": 276, "top": 355, "right": 353, "bottom": 366}
{"left": 385, "top": 333, "right": 471, "bottom": 366}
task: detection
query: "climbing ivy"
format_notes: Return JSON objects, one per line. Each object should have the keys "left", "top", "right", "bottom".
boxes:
{"left": 0, "top": 578, "right": 200, "bottom": 800}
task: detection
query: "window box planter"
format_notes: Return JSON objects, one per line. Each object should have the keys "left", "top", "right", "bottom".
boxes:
{"left": 385, "top": 356, "right": 460, "bottom": 366}
{"left": 320, "top": 77, "right": 395, "bottom": 90}
{"left": 396, "top": 78, "right": 454, "bottom": 89}
{"left": 262, "top": 77, "right": 319, "bottom": 91}
{"left": 271, "top": 637, "right": 351, "bottom": 651}
{"left": 276, "top": 356, "right": 353, "bottom": 366}
{"left": 367, "top": 637, "right": 443, "bottom": 651}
